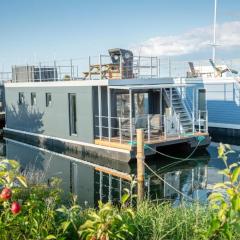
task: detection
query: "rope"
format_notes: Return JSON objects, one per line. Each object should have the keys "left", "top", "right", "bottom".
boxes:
{"left": 144, "top": 139, "right": 202, "bottom": 161}
{"left": 143, "top": 161, "right": 193, "bottom": 201}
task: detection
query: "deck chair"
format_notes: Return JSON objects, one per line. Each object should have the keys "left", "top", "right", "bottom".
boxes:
{"left": 209, "top": 59, "right": 238, "bottom": 77}
{"left": 187, "top": 62, "right": 200, "bottom": 77}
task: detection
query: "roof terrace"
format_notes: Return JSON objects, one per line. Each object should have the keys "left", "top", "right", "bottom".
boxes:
{"left": 0, "top": 48, "right": 240, "bottom": 83}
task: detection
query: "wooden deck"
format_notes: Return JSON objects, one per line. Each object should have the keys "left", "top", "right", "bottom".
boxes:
{"left": 94, "top": 132, "right": 209, "bottom": 151}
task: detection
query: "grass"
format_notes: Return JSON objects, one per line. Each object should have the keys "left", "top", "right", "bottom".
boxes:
{"left": 133, "top": 201, "right": 211, "bottom": 240}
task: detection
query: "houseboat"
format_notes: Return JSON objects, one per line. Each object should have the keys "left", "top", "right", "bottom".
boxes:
{"left": 3, "top": 49, "right": 210, "bottom": 163}
{"left": 176, "top": 59, "right": 240, "bottom": 141}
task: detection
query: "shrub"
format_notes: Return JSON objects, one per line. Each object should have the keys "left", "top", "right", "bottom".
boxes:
{"left": 207, "top": 143, "right": 240, "bottom": 240}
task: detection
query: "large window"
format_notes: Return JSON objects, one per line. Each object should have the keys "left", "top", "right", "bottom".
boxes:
{"left": 68, "top": 93, "right": 77, "bottom": 135}
{"left": 31, "top": 92, "right": 36, "bottom": 106}
{"left": 46, "top": 93, "right": 52, "bottom": 107}
{"left": 18, "top": 92, "right": 24, "bottom": 105}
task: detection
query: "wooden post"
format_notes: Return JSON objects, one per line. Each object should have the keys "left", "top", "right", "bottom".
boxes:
{"left": 136, "top": 128, "right": 145, "bottom": 202}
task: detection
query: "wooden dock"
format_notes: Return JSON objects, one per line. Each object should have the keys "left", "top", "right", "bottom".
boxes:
{"left": 94, "top": 132, "right": 210, "bottom": 151}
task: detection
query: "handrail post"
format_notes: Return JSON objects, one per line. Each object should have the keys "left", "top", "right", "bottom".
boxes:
{"left": 150, "top": 57, "right": 153, "bottom": 78}
{"left": 99, "top": 171, "right": 103, "bottom": 201}
{"left": 192, "top": 89, "right": 195, "bottom": 133}
{"left": 39, "top": 63, "right": 42, "bottom": 82}
{"left": 98, "top": 86, "right": 102, "bottom": 140}
{"left": 178, "top": 114, "right": 181, "bottom": 138}
{"left": 99, "top": 54, "right": 102, "bottom": 80}
{"left": 206, "top": 111, "right": 208, "bottom": 133}
{"left": 136, "top": 129, "right": 145, "bottom": 202}
{"left": 138, "top": 56, "right": 141, "bottom": 78}
{"left": 107, "top": 87, "right": 111, "bottom": 141}
{"left": 54, "top": 60, "right": 57, "bottom": 81}
{"left": 147, "top": 114, "right": 151, "bottom": 142}
{"left": 198, "top": 110, "right": 201, "bottom": 132}
{"left": 129, "top": 89, "right": 133, "bottom": 142}
{"left": 119, "top": 117, "right": 122, "bottom": 143}
{"left": 70, "top": 59, "right": 73, "bottom": 80}
{"left": 88, "top": 56, "right": 91, "bottom": 80}
{"left": 192, "top": 112, "right": 195, "bottom": 134}
{"left": 120, "top": 55, "right": 123, "bottom": 79}
{"left": 164, "top": 115, "right": 167, "bottom": 139}
{"left": 168, "top": 57, "right": 171, "bottom": 77}
{"left": 158, "top": 58, "right": 161, "bottom": 78}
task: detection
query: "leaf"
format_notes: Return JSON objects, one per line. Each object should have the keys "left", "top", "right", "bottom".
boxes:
{"left": 225, "top": 144, "right": 232, "bottom": 150}
{"left": 231, "top": 196, "right": 240, "bottom": 211}
{"left": 232, "top": 167, "right": 240, "bottom": 183}
{"left": 61, "top": 221, "right": 71, "bottom": 232}
{"left": 218, "top": 169, "right": 230, "bottom": 177}
{"left": 45, "top": 235, "right": 56, "bottom": 239}
{"left": 213, "top": 183, "right": 228, "bottom": 189}
{"left": 227, "top": 189, "right": 235, "bottom": 197}
{"left": 218, "top": 144, "right": 225, "bottom": 158}
{"left": 1, "top": 159, "right": 19, "bottom": 169}
{"left": 208, "top": 192, "right": 224, "bottom": 200}
{"left": 209, "top": 218, "right": 221, "bottom": 234}
{"left": 229, "top": 163, "right": 238, "bottom": 170}
{"left": 16, "top": 176, "right": 27, "bottom": 187}
{"left": 121, "top": 193, "right": 130, "bottom": 205}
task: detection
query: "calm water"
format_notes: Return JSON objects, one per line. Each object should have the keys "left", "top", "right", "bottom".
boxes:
{"left": 2, "top": 138, "right": 240, "bottom": 207}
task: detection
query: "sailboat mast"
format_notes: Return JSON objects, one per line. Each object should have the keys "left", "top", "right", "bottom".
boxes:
{"left": 212, "top": 0, "right": 218, "bottom": 63}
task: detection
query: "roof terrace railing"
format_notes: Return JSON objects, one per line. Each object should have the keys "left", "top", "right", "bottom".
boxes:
{"left": 1, "top": 57, "right": 240, "bottom": 83}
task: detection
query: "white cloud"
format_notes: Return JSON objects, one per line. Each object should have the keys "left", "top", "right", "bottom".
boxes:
{"left": 132, "top": 21, "right": 240, "bottom": 56}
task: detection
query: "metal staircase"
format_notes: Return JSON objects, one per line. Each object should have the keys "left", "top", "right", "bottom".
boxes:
{"left": 164, "top": 88, "right": 193, "bottom": 133}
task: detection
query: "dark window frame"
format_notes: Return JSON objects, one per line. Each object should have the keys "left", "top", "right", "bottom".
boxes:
{"left": 18, "top": 92, "right": 24, "bottom": 105}
{"left": 68, "top": 93, "right": 77, "bottom": 135}
{"left": 31, "top": 92, "right": 36, "bottom": 106}
{"left": 46, "top": 93, "right": 52, "bottom": 107}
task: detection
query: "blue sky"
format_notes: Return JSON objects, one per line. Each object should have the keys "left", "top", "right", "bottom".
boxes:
{"left": 1, "top": 0, "right": 240, "bottom": 69}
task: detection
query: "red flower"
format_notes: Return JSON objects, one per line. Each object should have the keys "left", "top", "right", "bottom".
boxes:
{"left": 11, "top": 202, "right": 21, "bottom": 215}
{"left": 0, "top": 188, "right": 12, "bottom": 201}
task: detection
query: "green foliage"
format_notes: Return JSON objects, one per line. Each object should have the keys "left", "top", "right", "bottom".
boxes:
{"left": 56, "top": 195, "right": 87, "bottom": 240}
{"left": 79, "top": 192, "right": 136, "bottom": 240}
{"left": 0, "top": 159, "right": 27, "bottom": 188}
{"left": 208, "top": 143, "right": 240, "bottom": 240}
{"left": 79, "top": 202, "right": 135, "bottom": 240}
{"left": 2, "top": 154, "right": 240, "bottom": 239}
{"left": 0, "top": 177, "right": 64, "bottom": 240}
{"left": 134, "top": 201, "right": 212, "bottom": 240}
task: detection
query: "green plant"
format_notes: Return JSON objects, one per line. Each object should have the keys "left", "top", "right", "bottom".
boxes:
{"left": 56, "top": 195, "right": 85, "bottom": 239}
{"left": 79, "top": 191, "right": 136, "bottom": 240}
{"left": 208, "top": 143, "right": 240, "bottom": 240}
{"left": 133, "top": 201, "right": 211, "bottom": 240}
{"left": 0, "top": 159, "right": 27, "bottom": 188}
{"left": 0, "top": 173, "right": 65, "bottom": 240}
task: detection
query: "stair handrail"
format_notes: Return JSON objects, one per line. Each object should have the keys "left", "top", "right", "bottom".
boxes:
{"left": 175, "top": 87, "right": 193, "bottom": 120}
{"left": 163, "top": 88, "right": 193, "bottom": 134}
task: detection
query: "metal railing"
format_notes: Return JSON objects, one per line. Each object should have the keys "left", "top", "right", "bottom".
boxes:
{"left": 1, "top": 57, "right": 239, "bottom": 83}
{"left": 195, "top": 111, "right": 208, "bottom": 133}
{"left": 95, "top": 114, "right": 191, "bottom": 144}
{"left": 234, "top": 81, "right": 240, "bottom": 106}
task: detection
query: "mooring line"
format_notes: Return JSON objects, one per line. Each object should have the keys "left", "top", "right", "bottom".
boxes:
{"left": 143, "top": 161, "right": 193, "bottom": 201}
{"left": 144, "top": 139, "right": 202, "bottom": 161}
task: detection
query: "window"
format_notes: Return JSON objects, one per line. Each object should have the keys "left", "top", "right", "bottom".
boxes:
{"left": 18, "top": 92, "right": 24, "bottom": 105}
{"left": 46, "top": 93, "right": 52, "bottom": 107}
{"left": 68, "top": 93, "right": 77, "bottom": 135}
{"left": 31, "top": 92, "right": 36, "bottom": 106}
{"left": 197, "top": 89, "right": 206, "bottom": 111}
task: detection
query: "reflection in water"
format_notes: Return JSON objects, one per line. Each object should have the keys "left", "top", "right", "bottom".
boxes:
{"left": 3, "top": 139, "right": 240, "bottom": 207}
